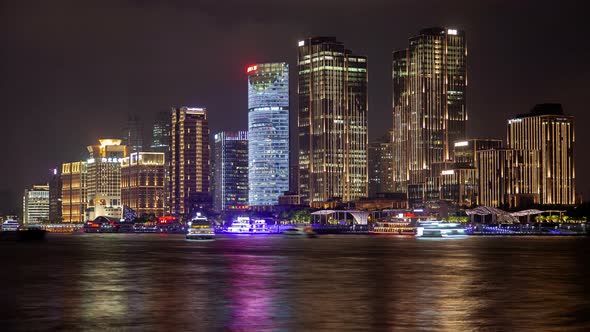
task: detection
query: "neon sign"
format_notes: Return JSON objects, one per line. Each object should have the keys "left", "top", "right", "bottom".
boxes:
{"left": 246, "top": 65, "right": 258, "bottom": 73}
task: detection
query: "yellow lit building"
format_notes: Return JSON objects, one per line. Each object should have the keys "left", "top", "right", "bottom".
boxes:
{"left": 171, "top": 107, "right": 210, "bottom": 215}
{"left": 507, "top": 104, "right": 575, "bottom": 205}
{"left": 60, "top": 161, "right": 87, "bottom": 223}
{"left": 86, "top": 139, "right": 128, "bottom": 220}
{"left": 121, "top": 152, "right": 166, "bottom": 217}
{"left": 297, "top": 37, "right": 368, "bottom": 205}
{"left": 477, "top": 149, "right": 541, "bottom": 208}
{"left": 392, "top": 28, "right": 467, "bottom": 195}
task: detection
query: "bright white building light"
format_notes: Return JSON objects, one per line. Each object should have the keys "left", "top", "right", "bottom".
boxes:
{"left": 454, "top": 141, "right": 469, "bottom": 147}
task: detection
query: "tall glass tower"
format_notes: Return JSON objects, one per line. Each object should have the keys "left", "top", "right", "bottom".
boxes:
{"left": 247, "top": 63, "right": 289, "bottom": 207}
{"left": 297, "top": 37, "right": 368, "bottom": 205}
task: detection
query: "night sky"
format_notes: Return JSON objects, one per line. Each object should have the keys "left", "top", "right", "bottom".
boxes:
{"left": 1, "top": 0, "right": 588, "bottom": 214}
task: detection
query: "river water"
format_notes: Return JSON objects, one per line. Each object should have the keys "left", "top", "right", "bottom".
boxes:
{"left": 1, "top": 234, "right": 589, "bottom": 331}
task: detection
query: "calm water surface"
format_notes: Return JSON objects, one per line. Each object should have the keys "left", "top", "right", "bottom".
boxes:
{"left": 1, "top": 234, "right": 589, "bottom": 331}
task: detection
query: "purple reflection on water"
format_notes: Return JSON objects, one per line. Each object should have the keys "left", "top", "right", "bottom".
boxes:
{"left": 223, "top": 252, "right": 281, "bottom": 330}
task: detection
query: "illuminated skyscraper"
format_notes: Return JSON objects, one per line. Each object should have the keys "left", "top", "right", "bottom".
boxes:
{"left": 297, "top": 37, "right": 368, "bottom": 205}
{"left": 368, "top": 134, "right": 394, "bottom": 197}
{"left": 171, "top": 107, "right": 210, "bottom": 215}
{"left": 86, "top": 139, "right": 128, "bottom": 219}
{"left": 247, "top": 63, "right": 289, "bottom": 207}
{"left": 22, "top": 185, "right": 49, "bottom": 224}
{"left": 214, "top": 131, "right": 249, "bottom": 211}
{"left": 151, "top": 111, "right": 172, "bottom": 213}
{"left": 507, "top": 104, "right": 575, "bottom": 205}
{"left": 477, "top": 149, "right": 541, "bottom": 207}
{"left": 60, "top": 161, "right": 87, "bottom": 223}
{"left": 151, "top": 111, "right": 171, "bottom": 154}
{"left": 121, "top": 152, "right": 166, "bottom": 216}
{"left": 392, "top": 28, "right": 467, "bottom": 196}
{"left": 48, "top": 168, "right": 62, "bottom": 222}
{"left": 122, "top": 115, "right": 143, "bottom": 153}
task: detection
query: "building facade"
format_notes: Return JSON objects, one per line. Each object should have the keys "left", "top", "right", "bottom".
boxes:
{"left": 122, "top": 114, "right": 143, "bottom": 153}
{"left": 151, "top": 111, "right": 172, "bottom": 213}
{"left": 297, "top": 37, "right": 368, "bottom": 205}
{"left": 477, "top": 149, "right": 541, "bottom": 208}
{"left": 60, "top": 161, "right": 87, "bottom": 223}
{"left": 453, "top": 139, "right": 503, "bottom": 167}
{"left": 22, "top": 185, "right": 49, "bottom": 224}
{"left": 506, "top": 104, "right": 575, "bottom": 205}
{"left": 171, "top": 107, "right": 210, "bottom": 215}
{"left": 121, "top": 152, "right": 166, "bottom": 217}
{"left": 368, "top": 134, "right": 394, "bottom": 197}
{"left": 151, "top": 111, "right": 171, "bottom": 154}
{"left": 48, "top": 168, "right": 62, "bottom": 222}
{"left": 214, "top": 131, "right": 249, "bottom": 211}
{"left": 247, "top": 63, "right": 290, "bottom": 207}
{"left": 392, "top": 28, "right": 467, "bottom": 195}
{"left": 86, "top": 139, "right": 128, "bottom": 220}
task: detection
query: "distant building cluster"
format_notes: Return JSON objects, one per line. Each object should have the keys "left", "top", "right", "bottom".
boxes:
{"left": 20, "top": 27, "right": 577, "bottom": 224}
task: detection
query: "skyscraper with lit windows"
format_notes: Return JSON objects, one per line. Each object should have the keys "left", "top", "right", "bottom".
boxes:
{"left": 121, "top": 152, "right": 166, "bottom": 216}
{"left": 60, "top": 161, "right": 87, "bottom": 223}
{"left": 86, "top": 139, "right": 128, "bottom": 219}
{"left": 214, "top": 131, "right": 249, "bottom": 211}
{"left": 506, "top": 104, "right": 575, "bottom": 205}
{"left": 247, "top": 63, "right": 289, "bottom": 207}
{"left": 170, "top": 107, "right": 210, "bottom": 215}
{"left": 22, "top": 185, "right": 49, "bottom": 224}
{"left": 392, "top": 28, "right": 467, "bottom": 201}
{"left": 297, "top": 37, "right": 368, "bottom": 205}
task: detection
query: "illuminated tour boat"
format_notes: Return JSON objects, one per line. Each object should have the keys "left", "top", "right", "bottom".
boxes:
{"left": 225, "top": 217, "right": 252, "bottom": 234}
{"left": 1, "top": 218, "right": 20, "bottom": 232}
{"left": 251, "top": 219, "right": 273, "bottom": 234}
{"left": 417, "top": 221, "right": 468, "bottom": 238}
{"left": 186, "top": 213, "right": 215, "bottom": 241}
{"left": 369, "top": 219, "right": 418, "bottom": 236}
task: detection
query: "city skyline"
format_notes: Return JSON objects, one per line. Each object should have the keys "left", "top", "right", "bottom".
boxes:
{"left": 1, "top": 0, "right": 588, "bottom": 213}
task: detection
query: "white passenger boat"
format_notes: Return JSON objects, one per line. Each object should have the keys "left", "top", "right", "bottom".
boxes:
{"left": 417, "top": 221, "right": 467, "bottom": 238}
{"left": 186, "top": 214, "right": 215, "bottom": 241}
{"left": 225, "top": 217, "right": 252, "bottom": 234}
{"left": 1, "top": 218, "right": 20, "bottom": 231}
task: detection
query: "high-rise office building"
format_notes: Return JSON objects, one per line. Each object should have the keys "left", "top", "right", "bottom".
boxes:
{"left": 151, "top": 111, "right": 172, "bottom": 213}
{"left": 121, "top": 152, "right": 166, "bottom": 216}
{"left": 151, "top": 111, "right": 171, "bottom": 154}
{"left": 297, "top": 37, "right": 368, "bottom": 205}
{"left": 86, "top": 139, "right": 128, "bottom": 219}
{"left": 22, "top": 185, "right": 49, "bottom": 224}
{"left": 122, "top": 115, "right": 143, "bottom": 153}
{"left": 506, "top": 104, "right": 575, "bottom": 205}
{"left": 247, "top": 63, "right": 290, "bottom": 207}
{"left": 48, "top": 168, "right": 62, "bottom": 222}
{"left": 453, "top": 139, "right": 503, "bottom": 167}
{"left": 392, "top": 28, "right": 467, "bottom": 195}
{"left": 477, "top": 149, "right": 541, "bottom": 207}
{"left": 171, "top": 107, "right": 210, "bottom": 215}
{"left": 368, "top": 134, "right": 394, "bottom": 197}
{"left": 60, "top": 161, "right": 87, "bottom": 223}
{"left": 213, "top": 131, "right": 249, "bottom": 211}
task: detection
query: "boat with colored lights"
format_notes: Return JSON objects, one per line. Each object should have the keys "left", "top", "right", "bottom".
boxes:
{"left": 224, "top": 217, "right": 252, "bottom": 234}
{"left": 417, "top": 221, "right": 467, "bottom": 238}
{"left": 251, "top": 219, "right": 273, "bottom": 234}
{"left": 1, "top": 218, "right": 20, "bottom": 232}
{"left": 369, "top": 219, "right": 418, "bottom": 236}
{"left": 224, "top": 217, "right": 275, "bottom": 234}
{"left": 186, "top": 214, "right": 215, "bottom": 241}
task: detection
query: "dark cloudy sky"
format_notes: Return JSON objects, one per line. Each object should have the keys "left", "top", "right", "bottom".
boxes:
{"left": 1, "top": 0, "right": 588, "bottom": 213}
